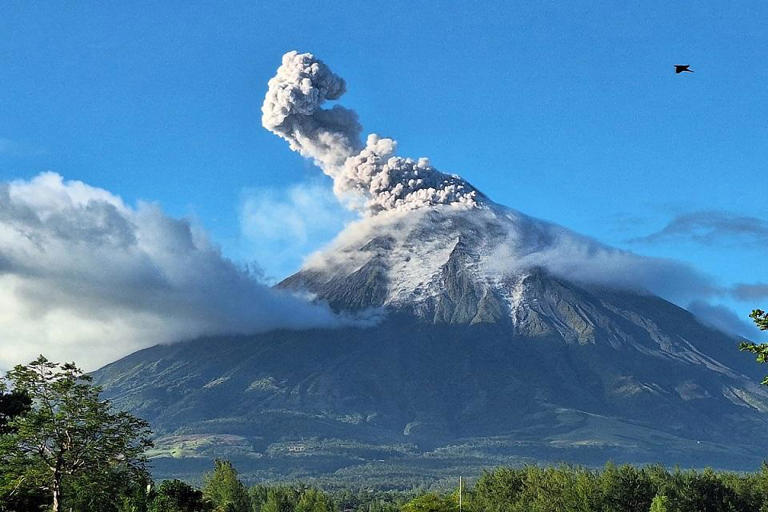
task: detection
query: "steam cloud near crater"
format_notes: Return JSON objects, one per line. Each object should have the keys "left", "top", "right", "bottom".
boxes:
{"left": 262, "top": 51, "right": 481, "bottom": 215}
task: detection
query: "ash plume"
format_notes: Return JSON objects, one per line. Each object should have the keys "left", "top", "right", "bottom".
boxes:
{"left": 262, "top": 51, "right": 481, "bottom": 215}
{"left": 261, "top": 51, "right": 361, "bottom": 170}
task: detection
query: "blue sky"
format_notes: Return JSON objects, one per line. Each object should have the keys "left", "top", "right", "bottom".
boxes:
{"left": 1, "top": 1, "right": 766, "bottom": 338}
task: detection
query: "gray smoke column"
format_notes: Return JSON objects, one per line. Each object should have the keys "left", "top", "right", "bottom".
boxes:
{"left": 262, "top": 51, "right": 482, "bottom": 215}
{"left": 261, "top": 51, "right": 362, "bottom": 170}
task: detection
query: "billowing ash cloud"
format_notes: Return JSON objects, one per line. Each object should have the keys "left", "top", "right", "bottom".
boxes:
{"left": 0, "top": 173, "right": 342, "bottom": 370}
{"left": 261, "top": 51, "right": 361, "bottom": 170}
{"left": 262, "top": 51, "right": 481, "bottom": 215}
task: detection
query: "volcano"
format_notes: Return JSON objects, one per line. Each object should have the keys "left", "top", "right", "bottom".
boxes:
{"left": 92, "top": 52, "right": 767, "bottom": 485}
{"left": 93, "top": 203, "right": 768, "bottom": 484}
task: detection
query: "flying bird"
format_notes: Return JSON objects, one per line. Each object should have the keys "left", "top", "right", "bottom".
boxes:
{"left": 675, "top": 65, "right": 694, "bottom": 74}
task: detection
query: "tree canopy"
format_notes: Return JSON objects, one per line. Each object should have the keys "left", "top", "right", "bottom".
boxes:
{"left": 0, "top": 355, "right": 153, "bottom": 512}
{"left": 739, "top": 309, "right": 768, "bottom": 384}
{"left": 0, "top": 384, "right": 31, "bottom": 435}
{"left": 150, "top": 479, "right": 211, "bottom": 512}
{"left": 203, "top": 459, "right": 250, "bottom": 512}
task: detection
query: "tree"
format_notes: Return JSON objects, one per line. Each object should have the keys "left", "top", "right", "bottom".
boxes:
{"left": 401, "top": 492, "right": 457, "bottom": 512}
{"left": 260, "top": 487, "right": 300, "bottom": 512}
{"left": 249, "top": 485, "right": 269, "bottom": 512}
{"left": 295, "top": 488, "right": 334, "bottom": 512}
{"left": 0, "top": 382, "right": 43, "bottom": 511}
{"left": 750, "top": 309, "right": 768, "bottom": 331}
{"left": 471, "top": 467, "right": 526, "bottom": 511}
{"left": 202, "top": 459, "right": 250, "bottom": 512}
{"left": 65, "top": 465, "right": 153, "bottom": 512}
{"left": 0, "top": 383, "right": 31, "bottom": 435}
{"left": 739, "top": 309, "right": 768, "bottom": 384}
{"left": 648, "top": 494, "right": 669, "bottom": 512}
{"left": 150, "top": 479, "right": 211, "bottom": 512}
{"left": 654, "top": 468, "right": 742, "bottom": 512}
{"left": 0, "top": 355, "right": 153, "bottom": 512}
{"left": 599, "top": 463, "right": 655, "bottom": 512}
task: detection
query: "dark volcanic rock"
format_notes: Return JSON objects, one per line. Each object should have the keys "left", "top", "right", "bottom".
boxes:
{"left": 94, "top": 274, "right": 768, "bottom": 483}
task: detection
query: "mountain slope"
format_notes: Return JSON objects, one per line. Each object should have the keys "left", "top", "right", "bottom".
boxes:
{"left": 87, "top": 50, "right": 768, "bottom": 485}
{"left": 93, "top": 207, "right": 768, "bottom": 483}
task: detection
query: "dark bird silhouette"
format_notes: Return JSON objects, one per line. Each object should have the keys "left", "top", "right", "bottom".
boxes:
{"left": 675, "top": 65, "right": 694, "bottom": 74}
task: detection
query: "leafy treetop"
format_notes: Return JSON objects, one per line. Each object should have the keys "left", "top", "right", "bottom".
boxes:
{"left": 0, "top": 355, "right": 153, "bottom": 512}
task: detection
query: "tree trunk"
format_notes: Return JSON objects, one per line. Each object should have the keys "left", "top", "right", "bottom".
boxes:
{"left": 51, "top": 469, "right": 62, "bottom": 512}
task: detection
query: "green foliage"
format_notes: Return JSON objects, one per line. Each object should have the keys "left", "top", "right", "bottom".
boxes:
{"left": 0, "top": 355, "right": 153, "bottom": 512}
{"left": 65, "top": 467, "right": 152, "bottom": 512}
{"left": 329, "top": 488, "right": 404, "bottom": 512}
{"left": 739, "top": 309, "right": 768, "bottom": 384}
{"left": 203, "top": 459, "right": 250, "bottom": 512}
{"left": 0, "top": 386, "right": 31, "bottom": 435}
{"left": 649, "top": 494, "right": 669, "bottom": 512}
{"left": 401, "top": 492, "right": 457, "bottom": 512}
{"left": 599, "top": 462, "right": 656, "bottom": 512}
{"left": 249, "top": 485, "right": 269, "bottom": 512}
{"left": 751, "top": 309, "right": 768, "bottom": 331}
{"left": 504, "top": 465, "right": 600, "bottom": 512}
{"left": 154, "top": 461, "right": 768, "bottom": 512}
{"left": 0, "top": 468, "right": 48, "bottom": 512}
{"left": 0, "top": 382, "right": 41, "bottom": 511}
{"left": 150, "top": 479, "right": 211, "bottom": 512}
{"left": 3, "top": 454, "right": 761, "bottom": 512}
{"left": 296, "top": 488, "right": 334, "bottom": 512}
{"left": 471, "top": 467, "right": 524, "bottom": 512}
{"left": 445, "top": 464, "right": 768, "bottom": 512}
{"left": 259, "top": 486, "right": 300, "bottom": 512}
{"left": 658, "top": 468, "right": 742, "bottom": 512}
{"left": 248, "top": 482, "right": 400, "bottom": 512}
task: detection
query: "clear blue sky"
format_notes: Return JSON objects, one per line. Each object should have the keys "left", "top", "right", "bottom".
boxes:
{"left": 1, "top": 1, "right": 766, "bottom": 334}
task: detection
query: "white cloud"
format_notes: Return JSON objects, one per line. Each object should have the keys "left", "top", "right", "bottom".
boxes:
{"left": 0, "top": 173, "right": 342, "bottom": 370}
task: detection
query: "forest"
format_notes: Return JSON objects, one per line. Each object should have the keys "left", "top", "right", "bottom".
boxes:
{"left": 9, "top": 455, "right": 768, "bottom": 512}
{"left": 5, "top": 362, "right": 768, "bottom": 512}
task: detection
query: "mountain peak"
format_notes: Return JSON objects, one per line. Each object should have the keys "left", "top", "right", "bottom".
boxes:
{"left": 280, "top": 203, "right": 598, "bottom": 326}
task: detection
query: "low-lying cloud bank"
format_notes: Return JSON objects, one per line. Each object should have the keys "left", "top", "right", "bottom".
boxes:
{"left": 731, "top": 283, "right": 768, "bottom": 301}
{"left": 631, "top": 210, "right": 768, "bottom": 247}
{"left": 0, "top": 173, "right": 342, "bottom": 370}
{"left": 686, "top": 301, "right": 759, "bottom": 340}
{"left": 483, "top": 211, "right": 764, "bottom": 337}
